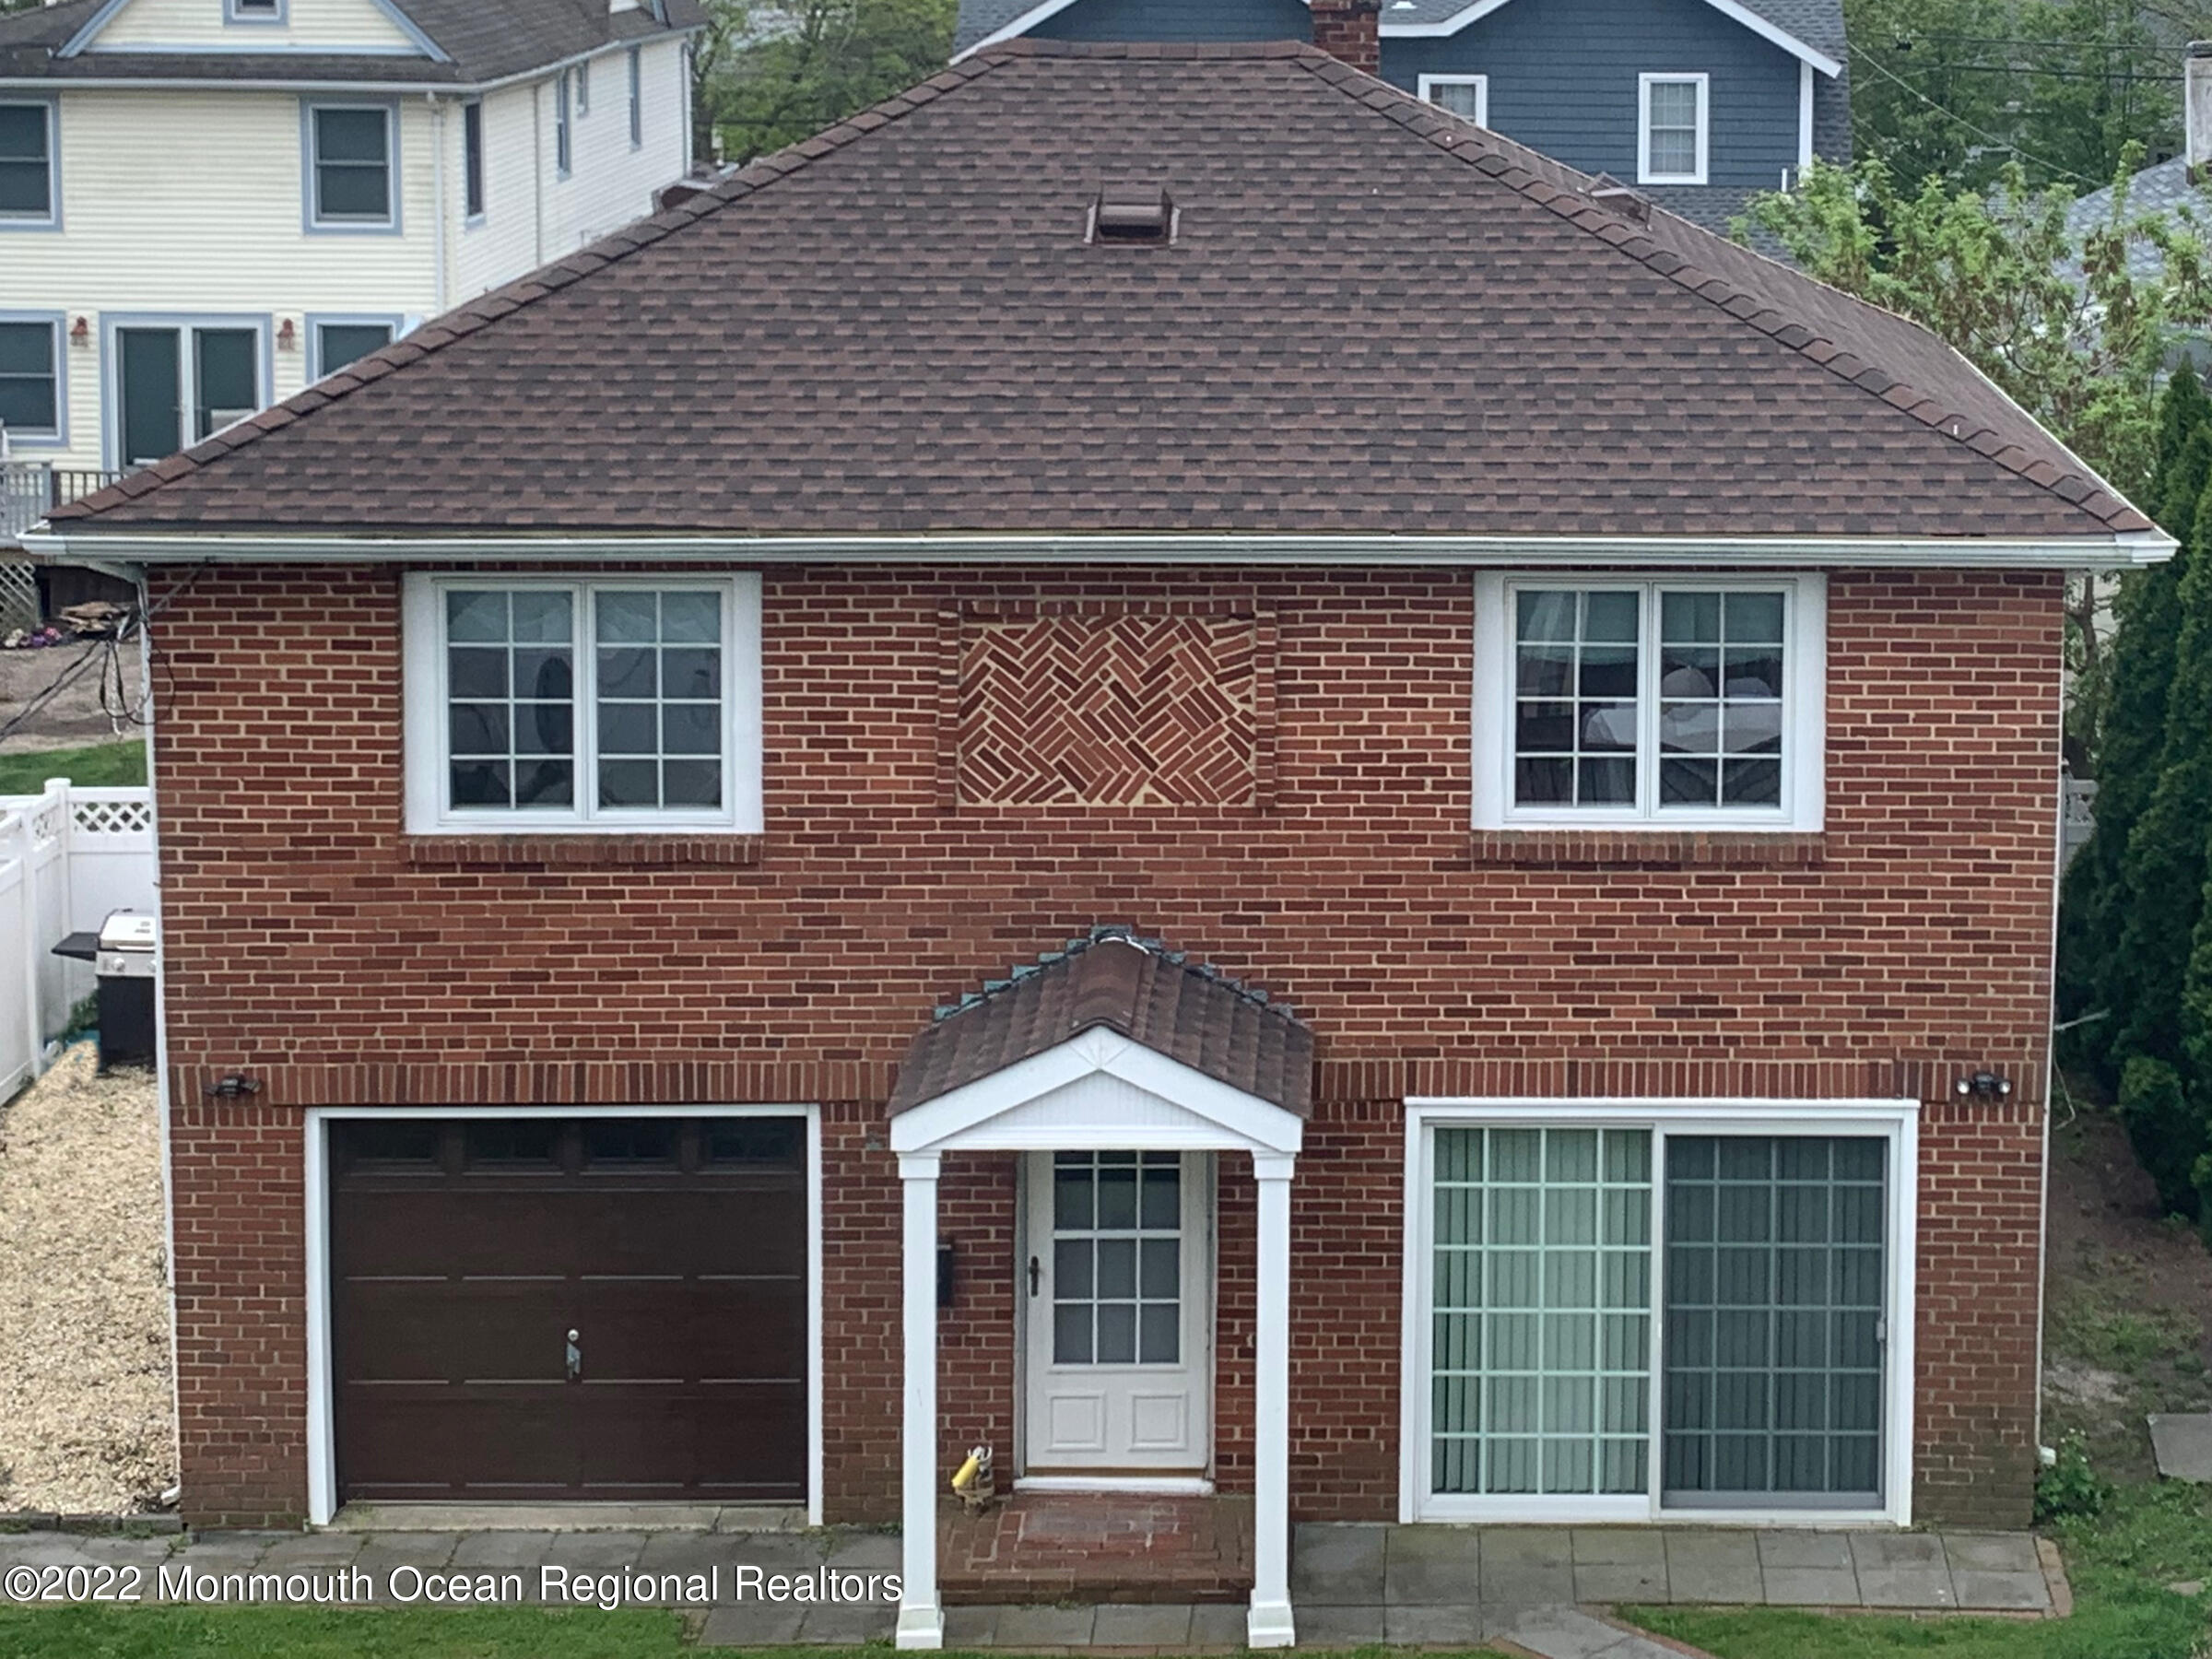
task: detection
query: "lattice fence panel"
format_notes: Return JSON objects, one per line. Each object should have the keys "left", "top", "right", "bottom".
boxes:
{"left": 0, "top": 561, "right": 36, "bottom": 633}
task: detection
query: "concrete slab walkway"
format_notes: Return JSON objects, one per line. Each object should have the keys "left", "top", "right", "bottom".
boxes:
{"left": 0, "top": 1519, "right": 2065, "bottom": 1650}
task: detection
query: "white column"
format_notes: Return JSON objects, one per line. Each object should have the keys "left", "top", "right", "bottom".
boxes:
{"left": 896, "top": 1152, "right": 945, "bottom": 1651}
{"left": 1248, "top": 1150, "right": 1296, "bottom": 1648}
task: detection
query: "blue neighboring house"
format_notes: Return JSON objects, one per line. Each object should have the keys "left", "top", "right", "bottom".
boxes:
{"left": 949, "top": 0, "right": 1849, "bottom": 229}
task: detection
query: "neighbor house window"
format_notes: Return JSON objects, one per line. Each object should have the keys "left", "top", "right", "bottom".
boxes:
{"left": 0, "top": 100, "right": 56, "bottom": 226}
{"left": 463, "top": 100, "right": 485, "bottom": 219}
{"left": 1417, "top": 74, "right": 1488, "bottom": 127}
{"left": 628, "top": 45, "right": 642, "bottom": 147}
{"left": 1639, "top": 73, "right": 1708, "bottom": 184}
{"left": 1407, "top": 1103, "right": 1912, "bottom": 1523}
{"left": 0, "top": 316, "right": 61, "bottom": 441}
{"left": 225, "top": 0, "right": 285, "bottom": 22}
{"left": 1471, "top": 574, "right": 1824, "bottom": 830}
{"left": 402, "top": 574, "right": 763, "bottom": 833}
{"left": 576, "top": 58, "right": 591, "bottom": 115}
{"left": 556, "top": 70, "right": 572, "bottom": 177}
{"left": 311, "top": 318, "right": 397, "bottom": 380}
{"left": 306, "top": 102, "right": 395, "bottom": 228}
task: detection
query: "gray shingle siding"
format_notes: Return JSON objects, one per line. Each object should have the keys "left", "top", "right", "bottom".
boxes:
{"left": 1382, "top": 0, "right": 1805, "bottom": 193}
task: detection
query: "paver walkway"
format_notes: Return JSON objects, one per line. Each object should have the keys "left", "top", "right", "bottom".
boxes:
{"left": 0, "top": 1519, "right": 2063, "bottom": 1651}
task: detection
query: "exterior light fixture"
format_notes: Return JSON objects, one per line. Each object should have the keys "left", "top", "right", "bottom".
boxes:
{"left": 70, "top": 317, "right": 89, "bottom": 347}
{"left": 1954, "top": 1071, "right": 2012, "bottom": 1100}
{"left": 205, "top": 1074, "right": 264, "bottom": 1099}
{"left": 276, "top": 319, "right": 298, "bottom": 352}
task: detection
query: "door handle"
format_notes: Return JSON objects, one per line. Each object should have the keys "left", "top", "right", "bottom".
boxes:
{"left": 1028, "top": 1255, "right": 1041, "bottom": 1298}
{"left": 566, "top": 1328, "right": 582, "bottom": 1382}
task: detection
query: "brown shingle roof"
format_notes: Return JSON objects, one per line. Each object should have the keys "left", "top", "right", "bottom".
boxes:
{"left": 888, "top": 930, "right": 1315, "bottom": 1117}
{"left": 50, "top": 40, "right": 2149, "bottom": 541}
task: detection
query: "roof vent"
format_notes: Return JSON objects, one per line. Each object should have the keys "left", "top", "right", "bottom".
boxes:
{"left": 1088, "top": 184, "right": 1176, "bottom": 246}
{"left": 1584, "top": 172, "right": 1652, "bottom": 223}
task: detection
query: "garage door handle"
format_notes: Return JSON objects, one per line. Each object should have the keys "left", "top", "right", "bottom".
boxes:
{"left": 566, "top": 1328, "right": 582, "bottom": 1382}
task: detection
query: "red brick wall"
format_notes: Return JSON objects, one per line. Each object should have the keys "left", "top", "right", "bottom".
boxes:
{"left": 147, "top": 564, "right": 2058, "bottom": 1529}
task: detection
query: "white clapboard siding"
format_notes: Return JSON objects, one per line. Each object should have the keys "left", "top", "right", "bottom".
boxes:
{"left": 87, "top": 0, "right": 421, "bottom": 53}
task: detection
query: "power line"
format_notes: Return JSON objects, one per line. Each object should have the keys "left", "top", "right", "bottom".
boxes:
{"left": 1849, "top": 41, "right": 2099, "bottom": 184}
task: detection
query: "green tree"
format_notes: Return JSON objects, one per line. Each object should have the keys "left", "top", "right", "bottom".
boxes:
{"left": 695, "top": 0, "right": 956, "bottom": 167}
{"left": 1843, "top": 0, "right": 2182, "bottom": 194}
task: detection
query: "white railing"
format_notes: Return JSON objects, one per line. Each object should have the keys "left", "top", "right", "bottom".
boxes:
{"left": 0, "top": 779, "right": 156, "bottom": 1099}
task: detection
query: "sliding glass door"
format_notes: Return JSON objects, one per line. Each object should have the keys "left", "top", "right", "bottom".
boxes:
{"left": 1415, "top": 1111, "right": 1904, "bottom": 1522}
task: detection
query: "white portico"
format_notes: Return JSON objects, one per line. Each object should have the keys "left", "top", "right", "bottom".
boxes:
{"left": 885, "top": 931, "right": 1312, "bottom": 1650}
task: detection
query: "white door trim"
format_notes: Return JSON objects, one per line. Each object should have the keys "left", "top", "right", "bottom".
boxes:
{"left": 302, "top": 1101, "right": 822, "bottom": 1528}
{"left": 1397, "top": 1096, "right": 1919, "bottom": 1527}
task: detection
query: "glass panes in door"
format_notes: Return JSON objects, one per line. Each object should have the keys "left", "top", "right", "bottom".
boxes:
{"left": 1662, "top": 1136, "right": 1885, "bottom": 1502}
{"left": 1052, "top": 1150, "right": 1180, "bottom": 1366}
{"left": 114, "top": 324, "right": 263, "bottom": 467}
{"left": 1431, "top": 1127, "right": 1653, "bottom": 1495}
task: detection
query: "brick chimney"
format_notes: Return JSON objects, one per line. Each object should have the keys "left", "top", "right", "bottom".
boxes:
{"left": 1311, "top": 0, "right": 1382, "bottom": 76}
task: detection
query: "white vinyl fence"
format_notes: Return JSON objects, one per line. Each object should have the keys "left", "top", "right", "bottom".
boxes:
{"left": 0, "top": 779, "right": 156, "bottom": 1100}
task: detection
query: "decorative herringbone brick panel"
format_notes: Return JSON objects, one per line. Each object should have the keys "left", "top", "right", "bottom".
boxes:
{"left": 956, "top": 609, "right": 1261, "bottom": 806}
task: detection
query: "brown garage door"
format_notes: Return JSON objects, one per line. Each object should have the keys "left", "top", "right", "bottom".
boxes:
{"left": 330, "top": 1115, "right": 806, "bottom": 1503}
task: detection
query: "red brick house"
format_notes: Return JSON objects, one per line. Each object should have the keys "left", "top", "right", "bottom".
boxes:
{"left": 30, "top": 29, "right": 2169, "bottom": 1651}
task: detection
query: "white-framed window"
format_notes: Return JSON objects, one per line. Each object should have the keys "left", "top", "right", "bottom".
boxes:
{"left": 0, "top": 98, "right": 58, "bottom": 228}
{"left": 556, "top": 69, "right": 573, "bottom": 178}
{"left": 1417, "top": 73, "right": 1488, "bottom": 127}
{"left": 0, "top": 314, "right": 63, "bottom": 444}
{"left": 1638, "top": 73, "right": 1708, "bottom": 185}
{"left": 628, "top": 45, "right": 643, "bottom": 149}
{"left": 225, "top": 0, "right": 285, "bottom": 24}
{"left": 401, "top": 573, "right": 763, "bottom": 834}
{"left": 1401, "top": 1099, "right": 1918, "bottom": 1525}
{"left": 1471, "top": 573, "right": 1824, "bottom": 831}
{"left": 304, "top": 101, "right": 396, "bottom": 229}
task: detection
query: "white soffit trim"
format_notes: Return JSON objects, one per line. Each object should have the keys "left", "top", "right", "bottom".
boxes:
{"left": 888, "top": 1027, "right": 1305, "bottom": 1157}
{"left": 1381, "top": 0, "right": 1841, "bottom": 76}
{"left": 20, "top": 530, "right": 2177, "bottom": 570}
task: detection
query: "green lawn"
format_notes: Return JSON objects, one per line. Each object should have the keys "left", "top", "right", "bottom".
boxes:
{"left": 0, "top": 739, "right": 146, "bottom": 794}
{"left": 0, "top": 1604, "right": 696, "bottom": 1658}
{"left": 1630, "top": 1481, "right": 2212, "bottom": 1659}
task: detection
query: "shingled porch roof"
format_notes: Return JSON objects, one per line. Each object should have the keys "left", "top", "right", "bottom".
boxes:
{"left": 888, "top": 930, "right": 1314, "bottom": 1118}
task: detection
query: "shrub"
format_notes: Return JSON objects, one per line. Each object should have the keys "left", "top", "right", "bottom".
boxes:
{"left": 2036, "top": 1433, "right": 2112, "bottom": 1524}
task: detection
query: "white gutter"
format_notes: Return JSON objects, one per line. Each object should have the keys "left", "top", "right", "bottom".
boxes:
{"left": 17, "top": 529, "right": 2178, "bottom": 571}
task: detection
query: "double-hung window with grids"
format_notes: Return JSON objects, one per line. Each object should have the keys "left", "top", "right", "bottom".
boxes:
{"left": 403, "top": 574, "right": 762, "bottom": 834}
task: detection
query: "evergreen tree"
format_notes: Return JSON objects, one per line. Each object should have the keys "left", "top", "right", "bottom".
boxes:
{"left": 2110, "top": 464, "right": 2212, "bottom": 1212}
{"left": 2062, "top": 372, "right": 2211, "bottom": 1087}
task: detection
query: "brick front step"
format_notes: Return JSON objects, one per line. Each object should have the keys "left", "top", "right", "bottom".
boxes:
{"left": 938, "top": 1493, "right": 1253, "bottom": 1606}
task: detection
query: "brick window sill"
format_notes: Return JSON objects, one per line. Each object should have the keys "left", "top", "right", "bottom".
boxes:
{"left": 402, "top": 834, "right": 766, "bottom": 869}
{"left": 1468, "top": 829, "right": 1826, "bottom": 868}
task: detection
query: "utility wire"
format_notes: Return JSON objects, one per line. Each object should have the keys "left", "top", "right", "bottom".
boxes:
{"left": 1849, "top": 41, "right": 2099, "bottom": 185}
{"left": 0, "top": 564, "right": 207, "bottom": 747}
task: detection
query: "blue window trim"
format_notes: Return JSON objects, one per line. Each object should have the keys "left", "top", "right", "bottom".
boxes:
{"left": 461, "top": 97, "right": 486, "bottom": 228}
{"left": 305, "top": 312, "right": 407, "bottom": 382}
{"left": 0, "top": 311, "right": 67, "bottom": 449}
{"left": 628, "top": 45, "right": 642, "bottom": 149}
{"left": 223, "top": 0, "right": 288, "bottom": 27}
{"left": 99, "top": 312, "right": 274, "bottom": 474}
{"left": 555, "top": 69, "right": 572, "bottom": 179}
{"left": 300, "top": 97, "right": 402, "bottom": 235}
{"left": 0, "top": 95, "right": 61, "bottom": 233}
{"left": 576, "top": 56, "right": 590, "bottom": 116}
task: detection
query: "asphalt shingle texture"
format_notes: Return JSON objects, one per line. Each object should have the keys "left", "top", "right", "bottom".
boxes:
{"left": 53, "top": 41, "right": 2146, "bottom": 540}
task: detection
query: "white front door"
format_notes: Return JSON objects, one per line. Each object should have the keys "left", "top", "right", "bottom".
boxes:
{"left": 1024, "top": 1149, "right": 1210, "bottom": 1474}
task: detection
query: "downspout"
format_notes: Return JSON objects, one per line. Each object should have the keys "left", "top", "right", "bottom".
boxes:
{"left": 427, "top": 93, "right": 448, "bottom": 316}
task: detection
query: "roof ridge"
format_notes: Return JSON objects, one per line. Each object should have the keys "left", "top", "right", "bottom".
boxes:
{"left": 1285, "top": 51, "right": 2148, "bottom": 534}
{"left": 931, "top": 925, "right": 1299, "bottom": 1025}
{"left": 50, "top": 47, "right": 1022, "bottom": 523}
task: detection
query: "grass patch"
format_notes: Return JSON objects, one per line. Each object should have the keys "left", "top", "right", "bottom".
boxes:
{"left": 0, "top": 1604, "right": 697, "bottom": 1658}
{"left": 0, "top": 741, "right": 145, "bottom": 794}
{"left": 1629, "top": 1480, "right": 2212, "bottom": 1659}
